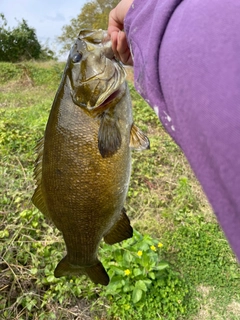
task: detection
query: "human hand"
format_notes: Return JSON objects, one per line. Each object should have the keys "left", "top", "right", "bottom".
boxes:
{"left": 108, "top": 0, "right": 134, "bottom": 65}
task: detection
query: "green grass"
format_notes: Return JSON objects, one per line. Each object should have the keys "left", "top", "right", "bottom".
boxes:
{"left": 0, "top": 62, "right": 239, "bottom": 319}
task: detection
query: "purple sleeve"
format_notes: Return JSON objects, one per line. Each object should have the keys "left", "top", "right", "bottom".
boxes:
{"left": 125, "top": 0, "right": 240, "bottom": 261}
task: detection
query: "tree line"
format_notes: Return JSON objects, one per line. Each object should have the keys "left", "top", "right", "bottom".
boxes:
{"left": 57, "top": 0, "right": 120, "bottom": 53}
{"left": 0, "top": 14, "right": 55, "bottom": 62}
{"left": 0, "top": 0, "right": 119, "bottom": 62}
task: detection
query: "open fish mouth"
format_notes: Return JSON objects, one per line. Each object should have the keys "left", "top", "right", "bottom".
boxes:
{"left": 69, "top": 30, "right": 126, "bottom": 111}
{"left": 94, "top": 60, "right": 126, "bottom": 109}
{"left": 93, "top": 84, "right": 126, "bottom": 113}
{"left": 98, "top": 88, "right": 122, "bottom": 108}
{"left": 71, "top": 73, "right": 125, "bottom": 111}
{"left": 72, "top": 60, "right": 126, "bottom": 111}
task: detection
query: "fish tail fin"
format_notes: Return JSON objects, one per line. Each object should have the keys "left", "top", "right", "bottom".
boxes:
{"left": 54, "top": 256, "right": 109, "bottom": 286}
{"left": 86, "top": 261, "right": 109, "bottom": 286}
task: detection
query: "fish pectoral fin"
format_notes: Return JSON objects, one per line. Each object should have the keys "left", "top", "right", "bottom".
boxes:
{"left": 98, "top": 113, "right": 121, "bottom": 158}
{"left": 54, "top": 256, "right": 109, "bottom": 286}
{"left": 129, "top": 123, "right": 150, "bottom": 150}
{"left": 104, "top": 208, "right": 133, "bottom": 245}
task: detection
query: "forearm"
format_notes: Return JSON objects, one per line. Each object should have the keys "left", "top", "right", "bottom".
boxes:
{"left": 124, "top": 0, "right": 240, "bottom": 261}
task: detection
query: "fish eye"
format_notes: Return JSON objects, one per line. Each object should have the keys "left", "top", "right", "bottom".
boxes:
{"left": 72, "top": 52, "right": 82, "bottom": 63}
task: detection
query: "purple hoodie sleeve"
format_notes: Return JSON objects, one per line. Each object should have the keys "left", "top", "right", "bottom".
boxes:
{"left": 125, "top": 0, "right": 240, "bottom": 261}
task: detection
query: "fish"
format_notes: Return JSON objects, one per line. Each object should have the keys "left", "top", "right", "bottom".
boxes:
{"left": 32, "top": 29, "right": 149, "bottom": 286}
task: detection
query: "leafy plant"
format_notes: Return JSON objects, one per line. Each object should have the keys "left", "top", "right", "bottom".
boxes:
{"left": 97, "top": 230, "right": 190, "bottom": 320}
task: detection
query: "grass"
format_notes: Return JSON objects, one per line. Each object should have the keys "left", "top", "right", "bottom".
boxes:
{"left": 0, "top": 61, "right": 240, "bottom": 319}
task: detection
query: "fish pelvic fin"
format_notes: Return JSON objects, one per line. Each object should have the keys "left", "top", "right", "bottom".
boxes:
{"left": 129, "top": 123, "right": 150, "bottom": 151}
{"left": 98, "top": 112, "right": 122, "bottom": 158}
{"left": 54, "top": 256, "right": 109, "bottom": 286}
{"left": 104, "top": 208, "right": 133, "bottom": 245}
{"left": 32, "top": 137, "right": 50, "bottom": 218}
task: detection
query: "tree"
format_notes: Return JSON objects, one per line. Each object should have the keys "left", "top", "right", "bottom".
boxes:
{"left": 0, "top": 14, "right": 55, "bottom": 62}
{"left": 57, "top": 0, "right": 119, "bottom": 53}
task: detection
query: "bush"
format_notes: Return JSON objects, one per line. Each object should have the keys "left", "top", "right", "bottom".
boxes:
{"left": 0, "top": 14, "right": 55, "bottom": 62}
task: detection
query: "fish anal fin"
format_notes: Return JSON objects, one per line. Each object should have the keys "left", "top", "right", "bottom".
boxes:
{"left": 98, "top": 113, "right": 121, "bottom": 158}
{"left": 130, "top": 123, "right": 150, "bottom": 150}
{"left": 32, "top": 137, "right": 50, "bottom": 218}
{"left": 54, "top": 256, "right": 109, "bottom": 286}
{"left": 104, "top": 208, "right": 133, "bottom": 245}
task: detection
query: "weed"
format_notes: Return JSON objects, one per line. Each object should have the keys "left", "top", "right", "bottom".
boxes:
{"left": 97, "top": 230, "right": 190, "bottom": 320}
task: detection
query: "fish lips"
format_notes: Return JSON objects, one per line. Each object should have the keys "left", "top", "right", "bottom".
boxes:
{"left": 72, "top": 84, "right": 126, "bottom": 113}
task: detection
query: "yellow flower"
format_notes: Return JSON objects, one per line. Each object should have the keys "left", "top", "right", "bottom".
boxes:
{"left": 124, "top": 269, "right": 131, "bottom": 276}
{"left": 150, "top": 245, "right": 156, "bottom": 251}
{"left": 137, "top": 250, "right": 143, "bottom": 257}
{"left": 158, "top": 242, "right": 163, "bottom": 248}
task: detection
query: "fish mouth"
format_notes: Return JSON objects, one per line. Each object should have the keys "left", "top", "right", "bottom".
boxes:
{"left": 98, "top": 89, "right": 120, "bottom": 107}
{"left": 94, "top": 60, "right": 126, "bottom": 109}
{"left": 96, "top": 87, "right": 124, "bottom": 109}
{"left": 70, "top": 53, "right": 126, "bottom": 112}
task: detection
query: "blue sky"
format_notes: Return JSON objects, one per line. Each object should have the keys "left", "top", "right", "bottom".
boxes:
{"left": 1, "top": 0, "right": 89, "bottom": 57}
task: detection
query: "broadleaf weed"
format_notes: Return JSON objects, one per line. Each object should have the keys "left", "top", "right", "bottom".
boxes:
{"left": 96, "top": 230, "right": 190, "bottom": 320}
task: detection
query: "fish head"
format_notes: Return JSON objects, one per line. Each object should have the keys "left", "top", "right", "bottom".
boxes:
{"left": 67, "top": 29, "right": 126, "bottom": 113}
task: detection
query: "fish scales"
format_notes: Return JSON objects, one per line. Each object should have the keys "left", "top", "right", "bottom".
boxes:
{"left": 43, "top": 84, "right": 131, "bottom": 261}
{"left": 32, "top": 29, "right": 149, "bottom": 286}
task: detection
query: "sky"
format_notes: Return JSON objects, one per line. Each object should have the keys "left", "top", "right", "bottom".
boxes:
{"left": 1, "top": 0, "right": 89, "bottom": 59}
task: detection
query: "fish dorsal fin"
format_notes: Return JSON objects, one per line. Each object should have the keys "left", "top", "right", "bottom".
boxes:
{"left": 31, "top": 137, "right": 50, "bottom": 218}
{"left": 129, "top": 123, "right": 150, "bottom": 150}
{"left": 98, "top": 112, "right": 121, "bottom": 158}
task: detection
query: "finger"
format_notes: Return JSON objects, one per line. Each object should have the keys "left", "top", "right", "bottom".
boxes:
{"left": 117, "top": 31, "right": 129, "bottom": 55}
{"left": 108, "top": 0, "right": 134, "bottom": 35}
{"left": 117, "top": 31, "right": 133, "bottom": 65}
{"left": 110, "top": 31, "right": 119, "bottom": 56}
{"left": 108, "top": 8, "right": 124, "bottom": 35}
